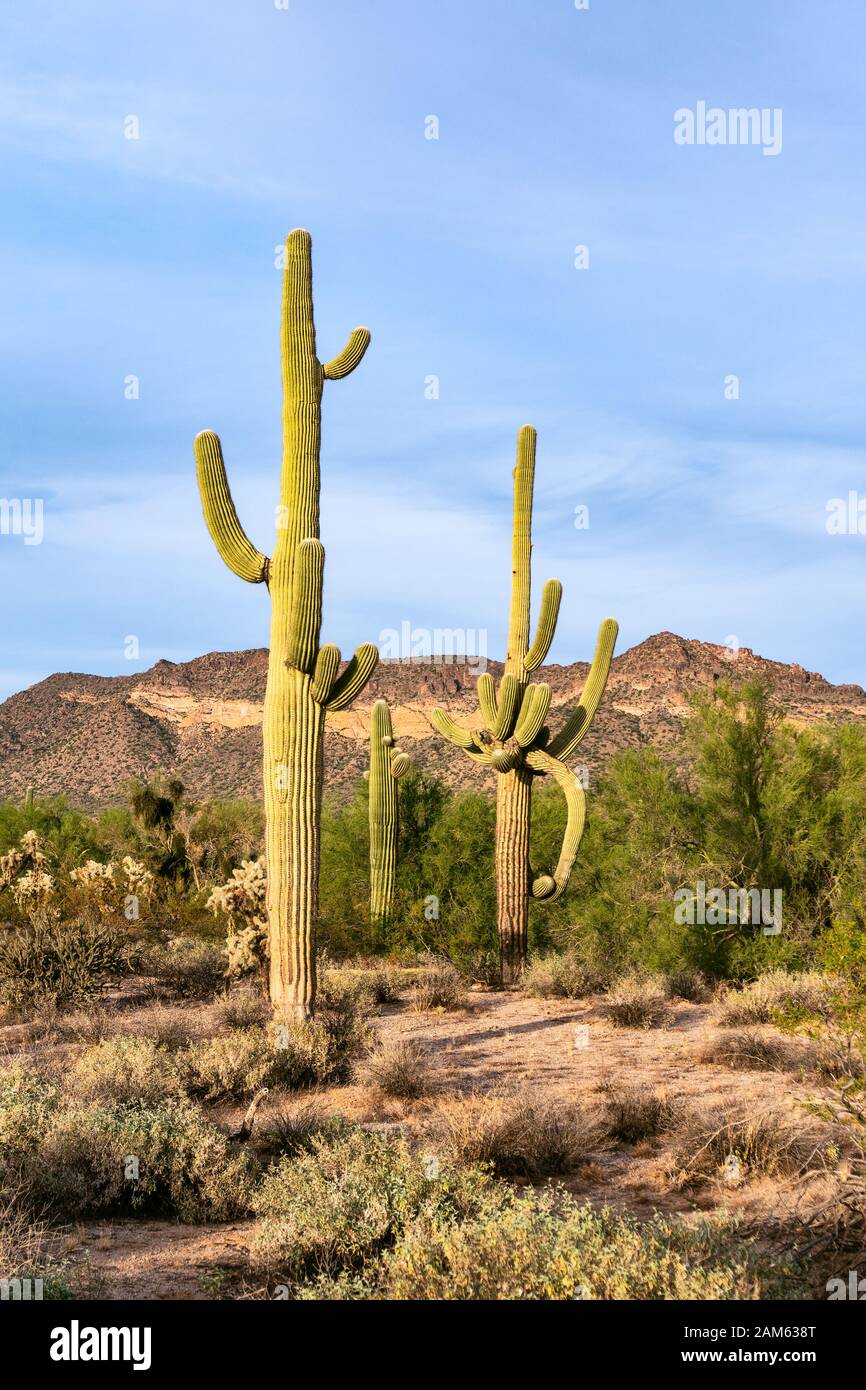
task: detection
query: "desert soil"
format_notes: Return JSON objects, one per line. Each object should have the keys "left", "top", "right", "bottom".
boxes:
{"left": 14, "top": 990, "right": 837, "bottom": 1299}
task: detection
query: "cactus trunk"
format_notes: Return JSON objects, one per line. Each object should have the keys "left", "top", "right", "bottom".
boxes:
{"left": 195, "top": 229, "right": 377, "bottom": 1019}
{"left": 495, "top": 766, "right": 531, "bottom": 986}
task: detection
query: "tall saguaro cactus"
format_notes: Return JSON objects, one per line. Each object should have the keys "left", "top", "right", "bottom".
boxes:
{"left": 432, "top": 425, "right": 618, "bottom": 986}
{"left": 194, "top": 229, "right": 378, "bottom": 1018}
{"left": 368, "top": 700, "right": 410, "bottom": 926}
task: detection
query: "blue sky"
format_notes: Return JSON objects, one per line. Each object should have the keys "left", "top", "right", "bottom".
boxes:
{"left": 1, "top": 0, "right": 865, "bottom": 699}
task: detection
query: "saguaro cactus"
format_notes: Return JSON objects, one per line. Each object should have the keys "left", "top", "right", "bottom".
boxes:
{"left": 367, "top": 700, "right": 410, "bottom": 926}
{"left": 432, "top": 425, "right": 618, "bottom": 986}
{"left": 195, "top": 229, "right": 378, "bottom": 1018}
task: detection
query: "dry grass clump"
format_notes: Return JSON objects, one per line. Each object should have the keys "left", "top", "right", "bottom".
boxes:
{"left": 600, "top": 1083, "right": 681, "bottom": 1144}
{"left": 604, "top": 974, "right": 671, "bottom": 1029}
{"left": 700, "top": 1029, "right": 803, "bottom": 1073}
{"left": 440, "top": 1090, "right": 606, "bottom": 1179}
{"left": 140, "top": 939, "right": 226, "bottom": 1001}
{"left": 715, "top": 970, "right": 839, "bottom": 1027}
{"left": 522, "top": 950, "right": 597, "bottom": 1000}
{"left": 211, "top": 988, "right": 270, "bottom": 1031}
{"left": 359, "top": 1039, "right": 435, "bottom": 1100}
{"left": 671, "top": 1106, "right": 833, "bottom": 1189}
{"left": 409, "top": 959, "right": 464, "bottom": 1013}
{"left": 257, "top": 1099, "right": 347, "bottom": 1161}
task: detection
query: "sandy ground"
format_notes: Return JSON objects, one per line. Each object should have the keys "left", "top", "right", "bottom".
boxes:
{"left": 5, "top": 989, "right": 842, "bottom": 1299}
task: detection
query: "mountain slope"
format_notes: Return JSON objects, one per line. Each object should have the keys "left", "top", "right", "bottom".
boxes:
{"left": 0, "top": 634, "right": 863, "bottom": 808}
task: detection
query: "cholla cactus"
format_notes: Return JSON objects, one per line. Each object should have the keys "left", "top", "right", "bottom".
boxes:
{"left": 208, "top": 856, "right": 269, "bottom": 986}
{"left": 121, "top": 856, "right": 154, "bottom": 901}
{"left": 12, "top": 868, "right": 56, "bottom": 921}
{"left": 195, "top": 230, "right": 378, "bottom": 1018}
{"left": 1, "top": 830, "right": 48, "bottom": 888}
{"left": 368, "top": 700, "right": 410, "bottom": 926}
{"left": 70, "top": 859, "right": 117, "bottom": 915}
{"left": 432, "top": 426, "right": 618, "bottom": 985}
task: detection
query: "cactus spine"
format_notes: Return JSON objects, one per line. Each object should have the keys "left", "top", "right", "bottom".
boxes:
{"left": 432, "top": 425, "right": 618, "bottom": 986}
{"left": 194, "top": 230, "right": 378, "bottom": 1018}
{"left": 368, "top": 700, "right": 410, "bottom": 925}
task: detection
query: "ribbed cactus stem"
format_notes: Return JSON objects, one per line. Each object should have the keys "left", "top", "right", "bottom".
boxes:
{"left": 196, "top": 229, "right": 376, "bottom": 1019}
{"left": 368, "top": 700, "right": 408, "bottom": 926}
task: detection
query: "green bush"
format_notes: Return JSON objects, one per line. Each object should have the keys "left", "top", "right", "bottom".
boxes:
{"left": 0, "top": 1064, "right": 256, "bottom": 1221}
{"left": 299, "top": 1192, "right": 806, "bottom": 1301}
{"left": 250, "top": 1128, "right": 493, "bottom": 1281}
{"left": 68, "top": 1036, "right": 186, "bottom": 1106}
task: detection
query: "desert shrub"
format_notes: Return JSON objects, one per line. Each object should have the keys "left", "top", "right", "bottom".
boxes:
{"left": 522, "top": 949, "right": 597, "bottom": 1000}
{"left": 140, "top": 938, "right": 226, "bottom": 1001}
{"left": 211, "top": 988, "right": 270, "bottom": 1031}
{"left": 0, "top": 919, "right": 132, "bottom": 1012}
{"left": 257, "top": 1101, "right": 347, "bottom": 1161}
{"left": 359, "top": 1039, "right": 434, "bottom": 1100}
{"left": 0, "top": 1064, "right": 256, "bottom": 1221}
{"left": 664, "top": 968, "right": 712, "bottom": 1003}
{"left": 67, "top": 1037, "right": 186, "bottom": 1106}
{"left": 715, "top": 970, "right": 839, "bottom": 1027}
{"left": 605, "top": 974, "right": 671, "bottom": 1029}
{"left": 409, "top": 959, "right": 464, "bottom": 1012}
{"left": 441, "top": 1091, "right": 605, "bottom": 1179}
{"left": 0, "top": 1196, "right": 75, "bottom": 1300}
{"left": 700, "top": 1030, "right": 802, "bottom": 1073}
{"left": 601, "top": 1084, "right": 681, "bottom": 1144}
{"left": 183, "top": 997, "right": 369, "bottom": 1103}
{"left": 250, "top": 1128, "right": 492, "bottom": 1281}
{"left": 299, "top": 1192, "right": 804, "bottom": 1301}
{"left": 671, "top": 1107, "right": 834, "bottom": 1188}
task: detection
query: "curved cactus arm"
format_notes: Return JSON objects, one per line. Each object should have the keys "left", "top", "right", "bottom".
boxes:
{"left": 390, "top": 750, "right": 411, "bottom": 778}
{"left": 194, "top": 431, "right": 270, "bottom": 584}
{"left": 322, "top": 328, "right": 371, "bottom": 380}
{"left": 324, "top": 642, "right": 379, "bottom": 712}
{"left": 477, "top": 672, "right": 499, "bottom": 731}
{"left": 431, "top": 708, "right": 479, "bottom": 751}
{"left": 491, "top": 673, "right": 520, "bottom": 740}
{"left": 525, "top": 747, "right": 587, "bottom": 903}
{"left": 514, "top": 682, "right": 551, "bottom": 748}
{"left": 285, "top": 539, "right": 324, "bottom": 674}
{"left": 311, "top": 643, "right": 341, "bottom": 705}
{"left": 547, "top": 618, "right": 619, "bottom": 761}
{"left": 524, "top": 579, "right": 563, "bottom": 673}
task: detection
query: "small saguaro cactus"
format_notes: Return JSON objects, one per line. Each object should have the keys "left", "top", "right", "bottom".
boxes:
{"left": 194, "top": 229, "right": 378, "bottom": 1019}
{"left": 367, "top": 700, "right": 410, "bottom": 926}
{"left": 432, "top": 425, "right": 618, "bottom": 986}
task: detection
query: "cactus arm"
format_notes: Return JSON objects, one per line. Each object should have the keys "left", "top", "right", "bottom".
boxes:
{"left": 524, "top": 579, "right": 563, "bottom": 672}
{"left": 390, "top": 750, "right": 411, "bottom": 778}
{"left": 311, "top": 643, "right": 341, "bottom": 705}
{"left": 322, "top": 328, "right": 371, "bottom": 380}
{"left": 324, "top": 643, "right": 379, "bottom": 712}
{"left": 491, "top": 673, "right": 520, "bottom": 740}
{"left": 194, "top": 431, "right": 269, "bottom": 584}
{"left": 285, "top": 539, "right": 324, "bottom": 673}
{"left": 547, "top": 618, "right": 619, "bottom": 761}
{"left": 430, "top": 708, "right": 480, "bottom": 751}
{"left": 514, "top": 683, "right": 551, "bottom": 748}
{"left": 525, "top": 747, "right": 587, "bottom": 902}
{"left": 477, "top": 673, "right": 499, "bottom": 730}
